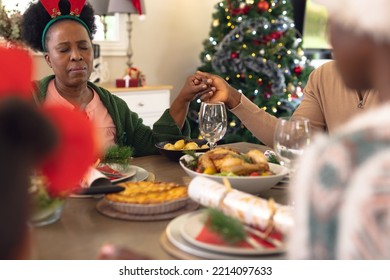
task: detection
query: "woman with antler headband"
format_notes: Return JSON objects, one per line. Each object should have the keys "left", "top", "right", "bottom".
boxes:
{"left": 21, "top": 0, "right": 215, "bottom": 156}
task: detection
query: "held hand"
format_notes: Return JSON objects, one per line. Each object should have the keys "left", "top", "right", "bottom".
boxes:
{"left": 176, "top": 74, "right": 216, "bottom": 104}
{"left": 195, "top": 71, "right": 242, "bottom": 109}
{"left": 169, "top": 73, "right": 216, "bottom": 129}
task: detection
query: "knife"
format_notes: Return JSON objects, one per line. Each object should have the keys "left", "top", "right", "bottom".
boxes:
{"left": 73, "top": 185, "right": 125, "bottom": 195}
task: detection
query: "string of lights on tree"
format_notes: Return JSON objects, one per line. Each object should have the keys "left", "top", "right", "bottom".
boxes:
{"left": 188, "top": 0, "right": 314, "bottom": 144}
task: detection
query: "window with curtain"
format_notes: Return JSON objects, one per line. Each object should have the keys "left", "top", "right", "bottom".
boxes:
{"left": 0, "top": 0, "right": 126, "bottom": 55}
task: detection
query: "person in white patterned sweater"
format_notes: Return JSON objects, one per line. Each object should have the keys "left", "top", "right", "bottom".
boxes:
{"left": 289, "top": 0, "right": 390, "bottom": 259}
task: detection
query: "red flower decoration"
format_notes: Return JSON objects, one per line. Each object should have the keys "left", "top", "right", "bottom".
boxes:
{"left": 262, "top": 34, "right": 273, "bottom": 44}
{"left": 270, "top": 31, "right": 283, "bottom": 40}
{"left": 39, "top": 106, "right": 99, "bottom": 197}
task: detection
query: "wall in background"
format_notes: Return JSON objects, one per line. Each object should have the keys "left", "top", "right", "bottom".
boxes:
{"left": 33, "top": 0, "right": 220, "bottom": 101}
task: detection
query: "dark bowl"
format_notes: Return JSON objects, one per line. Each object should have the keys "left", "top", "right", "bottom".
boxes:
{"left": 155, "top": 139, "right": 210, "bottom": 161}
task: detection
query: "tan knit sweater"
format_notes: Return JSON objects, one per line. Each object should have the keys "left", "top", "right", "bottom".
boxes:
{"left": 230, "top": 61, "right": 379, "bottom": 147}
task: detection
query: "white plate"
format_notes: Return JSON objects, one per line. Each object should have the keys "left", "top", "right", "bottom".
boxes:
{"left": 166, "top": 212, "right": 284, "bottom": 260}
{"left": 126, "top": 165, "right": 149, "bottom": 182}
{"left": 179, "top": 154, "right": 289, "bottom": 194}
{"left": 180, "top": 210, "right": 285, "bottom": 255}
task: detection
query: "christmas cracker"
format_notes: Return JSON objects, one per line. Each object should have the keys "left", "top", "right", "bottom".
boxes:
{"left": 188, "top": 176, "right": 293, "bottom": 234}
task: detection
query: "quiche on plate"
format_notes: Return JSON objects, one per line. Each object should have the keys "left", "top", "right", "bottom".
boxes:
{"left": 105, "top": 181, "right": 189, "bottom": 215}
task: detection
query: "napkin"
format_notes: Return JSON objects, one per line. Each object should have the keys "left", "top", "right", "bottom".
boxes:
{"left": 188, "top": 176, "right": 293, "bottom": 234}
{"left": 96, "top": 164, "right": 125, "bottom": 180}
{"left": 195, "top": 219, "right": 283, "bottom": 249}
{"left": 80, "top": 167, "right": 111, "bottom": 188}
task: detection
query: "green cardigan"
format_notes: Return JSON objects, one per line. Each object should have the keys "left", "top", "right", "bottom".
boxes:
{"left": 34, "top": 76, "right": 191, "bottom": 156}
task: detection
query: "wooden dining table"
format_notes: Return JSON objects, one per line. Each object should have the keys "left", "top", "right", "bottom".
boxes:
{"left": 31, "top": 142, "right": 290, "bottom": 260}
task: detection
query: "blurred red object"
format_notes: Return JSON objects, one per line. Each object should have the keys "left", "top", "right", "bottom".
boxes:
{"left": 39, "top": 106, "right": 99, "bottom": 197}
{"left": 0, "top": 47, "right": 33, "bottom": 100}
{"left": 0, "top": 46, "right": 100, "bottom": 197}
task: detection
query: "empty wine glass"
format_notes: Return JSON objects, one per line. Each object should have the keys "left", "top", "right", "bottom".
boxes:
{"left": 273, "top": 116, "right": 311, "bottom": 174}
{"left": 198, "top": 101, "right": 227, "bottom": 149}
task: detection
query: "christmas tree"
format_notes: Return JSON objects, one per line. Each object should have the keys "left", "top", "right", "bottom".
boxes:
{"left": 188, "top": 0, "right": 314, "bottom": 144}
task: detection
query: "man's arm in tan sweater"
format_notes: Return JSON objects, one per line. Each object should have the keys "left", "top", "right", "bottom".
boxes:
{"left": 196, "top": 67, "right": 328, "bottom": 147}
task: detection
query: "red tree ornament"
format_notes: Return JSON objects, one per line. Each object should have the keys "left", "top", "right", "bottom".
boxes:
{"left": 231, "top": 52, "right": 239, "bottom": 59}
{"left": 242, "top": 5, "right": 250, "bottom": 15}
{"left": 228, "top": 0, "right": 251, "bottom": 15}
{"left": 257, "top": 1, "right": 270, "bottom": 12}
{"left": 293, "top": 66, "right": 303, "bottom": 75}
{"left": 270, "top": 31, "right": 283, "bottom": 40}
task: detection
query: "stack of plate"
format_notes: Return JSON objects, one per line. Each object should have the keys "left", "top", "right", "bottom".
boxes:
{"left": 164, "top": 209, "right": 286, "bottom": 260}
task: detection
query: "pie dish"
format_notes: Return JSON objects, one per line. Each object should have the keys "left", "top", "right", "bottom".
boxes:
{"left": 105, "top": 181, "right": 189, "bottom": 215}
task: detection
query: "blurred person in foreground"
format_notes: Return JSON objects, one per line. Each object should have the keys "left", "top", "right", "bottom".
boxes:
{"left": 0, "top": 46, "right": 98, "bottom": 259}
{"left": 21, "top": 0, "right": 214, "bottom": 156}
{"left": 289, "top": 0, "right": 390, "bottom": 259}
{"left": 0, "top": 47, "right": 58, "bottom": 259}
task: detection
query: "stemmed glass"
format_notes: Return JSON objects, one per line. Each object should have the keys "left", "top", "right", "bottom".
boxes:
{"left": 198, "top": 101, "right": 227, "bottom": 149}
{"left": 273, "top": 116, "right": 311, "bottom": 174}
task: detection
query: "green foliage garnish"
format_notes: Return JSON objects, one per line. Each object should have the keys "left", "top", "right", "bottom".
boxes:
{"left": 30, "top": 176, "right": 62, "bottom": 209}
{"left": 181, "top": 151, "right": 200, "bottom": 170}
{"left": 207, "top": 208, "right": 246, "bottom": 244}
{"left": 183, "top": 150, "right": 198, "bottom": 158}
{"left": 102, "top": 145, "right": 133, "bottom": 165}
{"left": 267, "top": 153, "right": 280, "bottom": 165}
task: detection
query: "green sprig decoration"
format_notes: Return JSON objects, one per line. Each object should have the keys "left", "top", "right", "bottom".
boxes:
{"left": 181, "top": 150, "right": 200, "bottom": 171}
{"left": 102, "top": 145, "right": 133, "bottom": 166}
{"left": 267, "top": 153, "right": 280, "bottom": 165}
{"left": 207, "top": 208, "right": 246, "bottom": 244}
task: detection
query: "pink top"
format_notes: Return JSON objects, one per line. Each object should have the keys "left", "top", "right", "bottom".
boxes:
{"left": 44, "top": 80, "right": 116, "bottom": 152}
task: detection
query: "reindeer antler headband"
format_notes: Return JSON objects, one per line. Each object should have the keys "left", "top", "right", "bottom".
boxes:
{"left": 40, "top": 0, "right": 92, "bottom": 52}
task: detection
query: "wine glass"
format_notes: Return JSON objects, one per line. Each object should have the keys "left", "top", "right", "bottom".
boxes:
{"left": 273, "top": 116, "right": 311, "bottom": 173}
{"left": 198, "top": 101, "right": 227, "bottom": 149}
